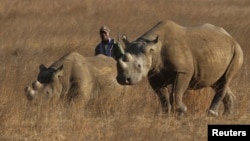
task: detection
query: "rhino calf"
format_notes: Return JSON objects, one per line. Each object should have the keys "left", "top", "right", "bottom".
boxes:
{"left": 117, "top": 20, "right": 243, "bottom": 116}
{"left": 25, "top": 52, "right": 127, "bottom": 105}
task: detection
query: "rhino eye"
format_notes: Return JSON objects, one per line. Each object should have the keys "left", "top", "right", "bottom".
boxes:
{"left": 135, "top": 62, "right": 142, "bottom": 71}
{"left": 44, "top": 88, "right": 52, "bottom": 96}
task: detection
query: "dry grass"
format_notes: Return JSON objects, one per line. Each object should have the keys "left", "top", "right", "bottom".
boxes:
{"left": 0, "top": 0, "right": 250, "bottom": 140}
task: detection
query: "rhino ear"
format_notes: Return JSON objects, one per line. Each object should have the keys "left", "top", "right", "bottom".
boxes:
{"left": 146, "top": 35, "right": 159, "bottom": 53}
{"left": 152, "top": 35, "right": 159, "bottom": 44}
{"left": 122, "top": 34, "right": 130, "bottom": 47}
{"left": 53, "top": 65, "right": 64, "bottom": 78}
{"left": 39, "top": 64, "right": 47, "bottom": 71}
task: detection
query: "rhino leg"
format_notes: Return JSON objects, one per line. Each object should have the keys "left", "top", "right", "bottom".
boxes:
{"left": 173, "top": 72, "right": 191, "bottom": 115}
{"left": 79, "top": 83, "right": 93, "bottom": 107}
{"left": 222, "top": 87, "right": 235, "bottom": 116}
{"left": 149, "top": 78, "right": 172, "bottom": 115}
{"left": 158, "top": 87, "right": 172, "bottom": 115}
{"left": 208, "top": 84, "right": 228, "bottom": 116}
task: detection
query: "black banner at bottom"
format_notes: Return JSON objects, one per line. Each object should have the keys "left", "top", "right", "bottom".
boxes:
{"left": 208, "top": 124, "right": 250, "bottom": 140}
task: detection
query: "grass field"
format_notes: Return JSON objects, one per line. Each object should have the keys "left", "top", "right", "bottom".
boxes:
{"left": 0, "top": 0, "right": 250, "bottom": 140}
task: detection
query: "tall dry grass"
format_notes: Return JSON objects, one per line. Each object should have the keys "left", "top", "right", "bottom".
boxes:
{"left": 1, "top": 0, "right": 250, "bottom": 140}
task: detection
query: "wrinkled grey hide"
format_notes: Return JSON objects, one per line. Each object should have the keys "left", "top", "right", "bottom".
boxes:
{"left": 25, "top": 52, "right": 127, "bottom": 105}
{"left": 117, "top": 20, "right": 243, "bottom": 116}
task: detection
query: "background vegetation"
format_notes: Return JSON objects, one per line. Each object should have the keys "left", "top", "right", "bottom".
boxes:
{"left": 0, "top": 0, "right": 249, "bottom": 140}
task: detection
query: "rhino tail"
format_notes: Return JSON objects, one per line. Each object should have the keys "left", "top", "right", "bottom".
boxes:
{"left": 224, "top": 42, "right": 244, "bottom": 83}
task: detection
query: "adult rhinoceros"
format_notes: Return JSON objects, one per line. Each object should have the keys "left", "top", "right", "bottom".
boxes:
{"left": 25, "top": 52, "right": 128, "bottom": 105}
{"left": 117, "top": 20, "right": 243, "bottom": 116}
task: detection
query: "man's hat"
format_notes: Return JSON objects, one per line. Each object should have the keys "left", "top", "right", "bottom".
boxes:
{"left": 100, "top": 26, "right": 110, "bottom": 33}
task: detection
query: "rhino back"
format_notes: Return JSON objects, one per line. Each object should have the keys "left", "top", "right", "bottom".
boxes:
{"left": 186, "top": 26, "right": 237, "bottom": 84}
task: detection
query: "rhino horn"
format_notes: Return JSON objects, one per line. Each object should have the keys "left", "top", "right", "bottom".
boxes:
{"left": 32, "top": 81, "right": 43, "bottom": 90}
{"left": 125, "top": 53, "right": 133, "bottom": 62}
{"left": 25, "top": 86, "right": 36, "bottom": 100}
{"left": 119, "top": 58, "right": 127, "bottom": 69}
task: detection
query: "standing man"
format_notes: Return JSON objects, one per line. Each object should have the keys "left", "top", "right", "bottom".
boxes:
{"left": 95, "top": 26, "right": 124, "bottom": 60}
